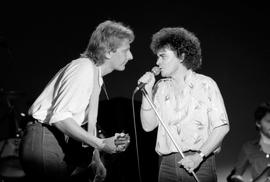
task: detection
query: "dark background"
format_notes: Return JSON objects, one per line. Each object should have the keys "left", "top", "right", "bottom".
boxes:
{"left": 0, "top": 1, "right": 270, "bottom": 181}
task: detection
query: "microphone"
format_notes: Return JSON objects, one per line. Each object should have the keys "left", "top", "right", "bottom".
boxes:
{"left": 135, "top": 66, "right": 160, "bottom": 92}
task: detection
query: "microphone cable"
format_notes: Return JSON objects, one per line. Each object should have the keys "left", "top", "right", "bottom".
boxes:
{"left": 130, "top": 66, "right": 160, "bottom": 182}
{"left": 131, "top": 89, "right": 143, "bottom": 182}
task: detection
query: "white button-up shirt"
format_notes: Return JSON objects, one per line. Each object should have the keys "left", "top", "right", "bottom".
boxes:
{"left": 153, "top": 70, "right": 229, "bottom": 155}
{"left": 29, "top": 58, "right": 103, "bottom": 126}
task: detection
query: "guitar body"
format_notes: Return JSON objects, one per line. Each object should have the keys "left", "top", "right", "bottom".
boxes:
{"left": 67, "top": 124, "right": 107, "bottom": 182}
{"left": 66, "top": 123, "right": 130, "bottom": 182}
{"left": 65, "top": 137, "right": 94, "bottom": 168}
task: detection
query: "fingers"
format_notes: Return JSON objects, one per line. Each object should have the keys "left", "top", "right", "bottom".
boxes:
{"left": 115, "top": 140, "right": 130, "bottom": 152}
{"left": 178, "top": 155, "right": 199, "bottom": 173}
{"left": 114, "top": 137, "right": 130, "bottom": 146}
{"left": 138, "top": 72, "right": 152, "bottom": 83}
{"left": 115, "top": 143, "right": 130, "bottom": 152}
{"left": 102, "top": 133, "right": 130, "bottom": 154}
{"left": 178, "top": 161, "right": 194, "bottom": 173}
{"left": 138, "top": 72, "right": 155, "bottom": 88}
{"left": 114, "top": 133, "right": 130, "bottom": 151}
{"left": 115, "top": 145, "right": 125, "bottom": 152}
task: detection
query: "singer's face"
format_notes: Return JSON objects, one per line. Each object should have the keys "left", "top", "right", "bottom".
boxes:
{"left": 110, "top": 39, "right": 133, "bottom": 71}
{"left": 259, "top": 113, "right": 270, "bottom": 138}
{"left": 156, "top": 48, "right": 181, "bottom": 77}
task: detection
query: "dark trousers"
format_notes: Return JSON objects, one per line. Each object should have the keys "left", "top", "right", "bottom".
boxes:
{"left": 158, "top": 152, "right": 217, "bottom": 182}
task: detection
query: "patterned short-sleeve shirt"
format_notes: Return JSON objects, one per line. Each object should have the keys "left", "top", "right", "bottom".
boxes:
{"left": 153, "top": 70, "right": 229, "bottom": 155}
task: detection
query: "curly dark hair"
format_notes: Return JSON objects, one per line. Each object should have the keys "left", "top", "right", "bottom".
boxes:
{"left": 254, "top": 101, "right": 270, "bottom": 123}
{"left": 81, "top": 20, "right": 134, "bottom": 66}
{"left": 150, "top": 27, "right": 202, "bottom": 70}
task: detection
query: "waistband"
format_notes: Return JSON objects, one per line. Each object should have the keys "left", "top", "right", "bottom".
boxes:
{"left": 161, "top": 150, "right": 214, "bottom": 160}
{"left": 26, "top": 118, "right": 67, "bottom": 145}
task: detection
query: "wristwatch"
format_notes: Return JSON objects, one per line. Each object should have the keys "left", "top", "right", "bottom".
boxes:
{"left": 197, "top": 150, "right": 205, "bottom": 159}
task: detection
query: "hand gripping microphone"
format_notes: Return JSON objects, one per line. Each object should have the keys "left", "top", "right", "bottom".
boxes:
{"left": 135, "top": 66, "right": 160, "bottom": 92}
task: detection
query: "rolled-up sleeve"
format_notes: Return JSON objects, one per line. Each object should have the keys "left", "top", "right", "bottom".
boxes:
{"left": 207, "top": 79, "right": 229, "bottom": 129}
{"left": 49, "top": 62, "right": 94, "bottom": 124}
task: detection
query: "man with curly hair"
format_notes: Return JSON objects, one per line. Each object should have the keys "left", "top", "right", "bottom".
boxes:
{"left": 138, "top": 27, "right": 229, "bottom": 182}
{"left": 20, "top": 20, "right": 133, "bottom": 182}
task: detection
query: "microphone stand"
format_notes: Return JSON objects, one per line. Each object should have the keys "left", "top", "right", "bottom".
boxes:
{"left": 141, "top": 88, "right": 200, "bottom": 182}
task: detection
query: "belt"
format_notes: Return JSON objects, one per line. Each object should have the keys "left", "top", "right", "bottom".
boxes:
{"left": 162, "top": 150, "right": 214, "bottom": 160}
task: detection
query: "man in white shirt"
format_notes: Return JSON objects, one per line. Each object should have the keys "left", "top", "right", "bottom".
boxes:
{"left": 138, "top": 27, "right": 229, "bottom": 182}
{"left": 19, "top": 20, "right": 134, "bottom": 182}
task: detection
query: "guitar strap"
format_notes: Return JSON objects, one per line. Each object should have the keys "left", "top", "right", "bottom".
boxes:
{"left": 102, "top": 81, "right": 110, "bottom": 101}
{"left": 69, "top": 65, "right": 108, "bottom": 168}
{"left": 81, "top": 66, "right": 108, "bottom": 180}
{"left": 85, "top": 66, "right": 110, "bottom": 144}
{"left": 86, "top": 66, "right": 102, "bottom": 138}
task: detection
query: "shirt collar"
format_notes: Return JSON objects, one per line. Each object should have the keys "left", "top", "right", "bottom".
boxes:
{"left": 98, "top": 66, "right": 103, "bottom": 87}
{"left": 184, "top": 69, "right": 195, "bottom": 88}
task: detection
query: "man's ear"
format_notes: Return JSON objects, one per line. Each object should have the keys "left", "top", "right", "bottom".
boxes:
{"left": 104, "top": 52, "right": 112, "bottom": 59}
{"left": 179, "top": 53, "right": 185, "bottom": 62}
{"left": 256, "top": 122, "right": 261, "bottom": 128}
{"left": 105, "top": 50, "right": 115, "bottom": 59}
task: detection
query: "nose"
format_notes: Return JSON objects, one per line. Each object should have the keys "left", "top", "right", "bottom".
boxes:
{"left": 127, "top": 50, "right": 133, "bottom": 60}
{"left": 156, "top": 57, "right": 162, "bottom": 65}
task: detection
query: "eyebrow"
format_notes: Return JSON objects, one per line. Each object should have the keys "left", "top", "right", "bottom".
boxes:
{"left": 158, "top": 52, "right": 166, "bottom": 56}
